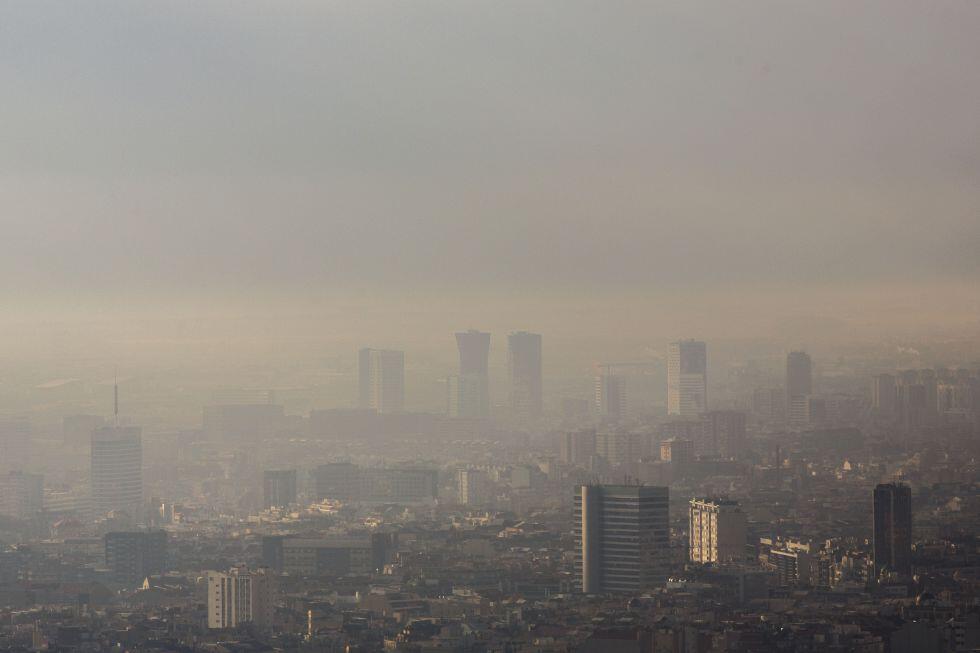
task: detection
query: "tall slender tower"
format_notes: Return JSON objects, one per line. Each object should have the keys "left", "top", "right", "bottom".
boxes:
{"left": 667, "top": 340, "right": 707, "bottom": 417}
{"left": 873, "top": 482, "right": 912, "bottom": 578}
{"left": 508, "top": 331, "right": 542, "bottom": 419}
{"left": 453, "top": 330, "right": 491, "bottom": 418}
{"left": 358, "top": 348, "right": 405, "bottom": 414}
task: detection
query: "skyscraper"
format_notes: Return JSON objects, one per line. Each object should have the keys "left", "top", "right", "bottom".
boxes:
{"left": 91, "top": 426, "right": 143, "bottom": 520}
{"left": 896, "top": 372, "right": 929, "bottom": 431}
{"left": 689, "top": 498, "right": 747, "bottom": 564}
{"left": 507, "top": 331, "right": 543, "bottom": 419}
{"left": 873, "top": 482, "right": 912, "bottom": 578}
{"left": 207, "top": 565, "right": 275, "bottom": 630}
{"left": 573, "top": 484, "right": 670, "bottom": 593}
{"left": 871, "top": 373, "right": 897, "bottom": 417}
{"left": 454, "top": 330, "right": 491, "bottom": 418}
{"left": 667, "top": 340, "right": 707, "bottom": 417}
{"left": 263, "top": 469, "right": 298, "bottom": 508}
{"left": 786, "top": 351, "right": 813, "bottom": 407}
{"left": 594, "top": 373, "right": 626, "bottom": 422}
{"left": 358, "top": 348, "right": 405, "bottom": 414}
{"left": 447, "top": 373, "right": 486, "bottom": 418}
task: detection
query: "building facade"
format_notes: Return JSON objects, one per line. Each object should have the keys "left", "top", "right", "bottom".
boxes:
{"left": 667, "top": 340, "right": 707, "bottom": 417}
{"left": 873, "top": 482, "right": 912, "bottom": 578}
{"left": 699, "top": 410, "right": 747, "bottom": 459}
{"left": 105, "top": 530, "right": 167, "bottom": 581}
{"left": 91, "top": 426, "right": 143, "bottom": 520}
{"left": 573, "top": 484, "right": 670, "bottom": 593}
{"left": 561, "top": 429, "right": 597, "bottom": 466}
{"left": 689, "top": 498, "right": 747, "bottom": 564}
{"left": 594, "top": 374, "right": 626, "bottom": 422}
{"left": 263, "top": 469, "right": 298, "bottom": 508}
{"left": 454, "top": 330, "right": 491, "bottom": 418}
{"left": 507, "top": 331, "right": 543, "bottom": 419}
{"left": 786, "top": 351, "right": 813, "bottom": 408}
{"left": 207, "top": 565, "right": 275, "bottom": 630}
{"left": 358, "top": 348, "right": 405, "bottom": 414}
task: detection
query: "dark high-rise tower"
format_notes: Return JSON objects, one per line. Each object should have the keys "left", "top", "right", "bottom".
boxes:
{"left": 573, "top": 484, "right": 670, "bottom": 593}
{"left": 454, "top": 330, "right": 491, "bottom": 418}
{"left": 507, "top": 331, "right": 542, "bottom": 419}
{"left": 873, "top": 482, "right": 912, "bottom": 578}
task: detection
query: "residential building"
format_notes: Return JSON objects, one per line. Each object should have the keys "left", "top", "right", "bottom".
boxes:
{"left": 689, "top": 498, "right": 746, "bottom": 564}
{"left": 207, "top": 565, "right": 275, "bottom": 630}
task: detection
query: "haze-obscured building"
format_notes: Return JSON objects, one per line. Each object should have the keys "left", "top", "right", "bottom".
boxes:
{"left": 358, "top": 348, "right": 405, "bottom": 414}
{"left": 508, "top": 331, "right": 543, "bottom": 419}
{"left": 594, "top": 373, "right": 626, "bottom": 422}
{"left": 105, "top": 530, "right": 167, "bottom": 582}
{"left": 263, "top": 469, "right": 298, "bottom": 508}
{"left": 667, "top": 340, "right": 707, "bottom": 417}
{"left": 91, "top": 426, "right": 143, "bottom": 521}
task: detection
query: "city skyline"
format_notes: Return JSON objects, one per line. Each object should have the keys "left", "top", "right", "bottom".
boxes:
{"left": 0, "top": 1, "right": 977, "bottom": 649}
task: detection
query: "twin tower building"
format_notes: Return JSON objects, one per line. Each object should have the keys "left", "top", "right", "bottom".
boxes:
{"left": 359, "top": 330, "right": 543, "bottom": 420}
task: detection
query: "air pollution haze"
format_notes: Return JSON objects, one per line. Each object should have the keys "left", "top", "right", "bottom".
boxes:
{"left": 0, "top": 2, "right": 979, "bottom": 650}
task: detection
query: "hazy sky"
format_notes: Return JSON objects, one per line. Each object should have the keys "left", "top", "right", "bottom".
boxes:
{"left": 1, "top": 2, "right": 978, "bottom": 314}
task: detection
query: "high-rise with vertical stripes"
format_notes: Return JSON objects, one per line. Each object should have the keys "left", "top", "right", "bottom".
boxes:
{"left": 574, "top": 484, "right": 670, "bottom": 593}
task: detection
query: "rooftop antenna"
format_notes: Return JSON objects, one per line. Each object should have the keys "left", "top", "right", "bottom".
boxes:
{"left": 114, "top": 367, "right": 119, "bottom": 426}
